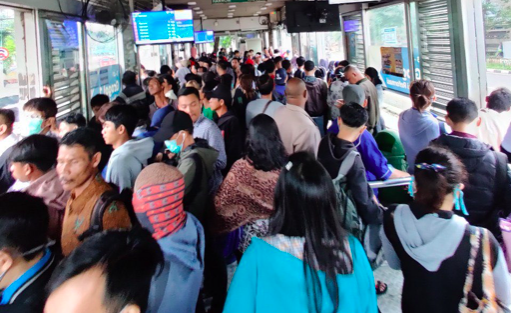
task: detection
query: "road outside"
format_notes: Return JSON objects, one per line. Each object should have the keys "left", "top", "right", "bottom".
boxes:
{"left": 487, "top": 71, "right": 511, "bottom": 93}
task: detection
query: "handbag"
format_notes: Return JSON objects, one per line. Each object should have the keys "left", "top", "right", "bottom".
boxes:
{"left": 459, "top": 228, "right": 506, "bottom": 313}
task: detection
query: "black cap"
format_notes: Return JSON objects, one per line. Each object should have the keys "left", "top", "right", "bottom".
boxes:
{"left": 206, "top": 85, "right": 232, "bottom": 104}
{"left": 153, "top": 111, "right": 194, "bottom": 143}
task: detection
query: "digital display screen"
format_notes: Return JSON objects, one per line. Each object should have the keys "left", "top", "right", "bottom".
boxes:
{"left": 329, "top": 0, "right": 379, "bottom": 4}
{"left": 343, "top": 20, "right": 360, "bottom": 32}
{"left": 194, "top": 30, "right": 214, "bottom": 44}
{"left": 132, "top": 10, "right": 194, "bottom": 45}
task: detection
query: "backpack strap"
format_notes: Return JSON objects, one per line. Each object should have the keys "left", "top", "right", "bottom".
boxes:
{"left": 78, "top": 190, "right": 119, "bottom": 241}
{"left": 183, "top": 153, "right": 204, "bottom": 207}
{"left": 262, "top": 100, "right": 273, "bottom": 114}
{"left": 335, "top": 150, "right": 360, "bottom": 180}
{"left": 494, "top": 151, "right": 507, "bottom": 201}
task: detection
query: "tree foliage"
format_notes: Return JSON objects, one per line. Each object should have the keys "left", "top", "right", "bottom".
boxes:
{"left": 484, "top": 0, "right": 511, "bottom": 30}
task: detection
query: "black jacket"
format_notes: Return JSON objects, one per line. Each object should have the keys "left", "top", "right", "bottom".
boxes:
{"left": 304, "top": 77, "right": 328, "bottom": 117}
{"left": 318, "top": 134, "right": 382, "bottom": 225}
{"left": 433, "top": 134, "right": 511, "bottom": 241}
{"left": 217, "top": 111, "right": 243, "bottom": 176}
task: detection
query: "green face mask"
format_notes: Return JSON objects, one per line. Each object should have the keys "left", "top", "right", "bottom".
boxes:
{"left": 24, "top": 117, "right": 44, "bottom": 136}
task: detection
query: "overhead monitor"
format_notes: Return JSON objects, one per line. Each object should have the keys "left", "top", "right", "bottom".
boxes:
{"left": 194, "top": 30, "right": 214, "bottom": 44}
{"left": 132, "top": 10, "right": 194, "bottom": 45}
{"left": 285, "top": 1, "right": 341, "bottom": 33}
{"left": 329, "top": 0, "right": 379, "bottom": 3}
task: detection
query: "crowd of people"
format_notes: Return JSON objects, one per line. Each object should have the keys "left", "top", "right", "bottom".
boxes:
{"left": 0, "top": 45, "right": 510, "bottom": 313}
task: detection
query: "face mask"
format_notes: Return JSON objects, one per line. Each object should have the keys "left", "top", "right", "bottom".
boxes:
{"left": 165, "top": 132, "right": 186, "bottom": 154}
{"left": 23, "top": 117, "right": 44, "bottom": 136}
{"left": 165, "top": 89, "right": 177, "bottom": 100}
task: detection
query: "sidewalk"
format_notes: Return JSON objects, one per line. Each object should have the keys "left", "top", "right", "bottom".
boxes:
{"left": 374, "top": 262, "right": 403, "bottom": 313}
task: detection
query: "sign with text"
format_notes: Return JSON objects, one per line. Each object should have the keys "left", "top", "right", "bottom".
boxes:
{"left": 381, "top": 47, "right": 410, "bottom": 94}
{"left": 0, "top": 47, "right": 9, "bottom": 61}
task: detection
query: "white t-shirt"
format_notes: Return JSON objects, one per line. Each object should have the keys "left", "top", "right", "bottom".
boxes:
{"left": 477, "top": 108, "right": 511, "bottom": 152}
{"left": 246, "top": 98, "right": 284, "bottom": 127}
{"left": 0, "top": 133, "right": 19, "bottom": 156}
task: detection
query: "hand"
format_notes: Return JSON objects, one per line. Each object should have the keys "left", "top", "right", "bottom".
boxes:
{"left": 335, "top": 99, "right": 345, "bottom": 108}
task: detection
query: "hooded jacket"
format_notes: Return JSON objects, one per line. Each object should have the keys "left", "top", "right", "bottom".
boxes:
{"left": 147, "top": 214, "right": 205, "bottom": 313}
{"left": 433, "top": 134, "right": 511, "bottom": 241}
{"left": 177, "top": 138, "right": 219, "bottom": 223}
{"left": 304, "top": 76, "right": 328, "bottom": 117}
{"left": 382, "top": 203, "right": 511, "bottom": 313}
{"left": 105, "top": 137, "right": 154, "bottom": 191}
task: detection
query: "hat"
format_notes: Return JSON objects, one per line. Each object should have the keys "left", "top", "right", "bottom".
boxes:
{"left": 133, "top": 163, "right": 186, "bottom": 240}
{"left": 153, "top": 110, "right": 194, "bottom": 143}
{"left": 275, "top": 68, "right": 287, "bottom": 85}
{"left": 206, "top": 85, "right": 232, "bottom": 105}
{"left": 342, "top": 85, "right": 366, "bottom": 106}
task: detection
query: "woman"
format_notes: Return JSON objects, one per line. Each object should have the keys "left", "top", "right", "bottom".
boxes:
{"left": 398, "top": 80, "right": 440, "bottom": 173}
{"left": 214, "top": 114, "right": 287, "bottom": 252}
{"left": 382, "top": 146, "right": 511, "bottom": 313}
{"left": 233, "top": 74, "right": 258, "bottom": 132}
{"left": 223, "top": 152, "right": 378, "bottom": 313}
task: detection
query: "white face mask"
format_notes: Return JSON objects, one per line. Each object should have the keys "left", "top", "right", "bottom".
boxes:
{"left": 165, "top": 89, "right": 177, "bottom": 100}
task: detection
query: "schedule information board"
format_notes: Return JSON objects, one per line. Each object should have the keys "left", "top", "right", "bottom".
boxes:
{"left": 132, "top": 10, "right": 194, "bottom": 45}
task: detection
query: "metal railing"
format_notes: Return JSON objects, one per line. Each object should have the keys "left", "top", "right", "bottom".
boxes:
{"left": 368, "top": 177, "right": 413, "bottom": 189}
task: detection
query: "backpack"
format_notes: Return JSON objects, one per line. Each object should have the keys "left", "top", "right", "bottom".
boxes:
{"left": 332, "top": 149, "right": 365, "bottom": 241}
{"left": 78, "top": 187, "right": 141, "bottom": 241}
{"left": 117, "top": 91, "right": 147, "bottom": 105}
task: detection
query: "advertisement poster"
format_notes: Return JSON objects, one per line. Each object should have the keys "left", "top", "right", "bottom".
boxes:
{"left": 90, "top": 64, "right": 121, "bottom": 100}
{"left": 381, "top": 47, "right": 410, "bottom": 94}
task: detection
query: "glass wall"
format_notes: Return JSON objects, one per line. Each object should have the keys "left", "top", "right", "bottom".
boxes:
{"left": 85, "top": 22, "right": 122, "bottom": 101}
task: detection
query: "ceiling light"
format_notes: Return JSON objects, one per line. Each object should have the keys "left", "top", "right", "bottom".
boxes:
{"left": 253, "top": 13, "right": 259, "bottom": 16}
{"left": 202, "top": 16, "right": 207, "bottom": 19}
{"left": 196, "top": 11, "right": 203, "bottom": 14}
{"left": 193, "top": 7, "right": 200, "bottom": 10}
{"left": 187, "top": 2, "right": 197, "bottom": 5}
{"left": 214, "top": 20, "right": 219, "bottom": 26}
{"left": 200, "top": 14, "right": 206, "bottom": 17}
{"left": 228, "top": 9, "right": 235, "bottom": 12}
{"left": 261, "top": 7, "right": 267, "bottom": 10}
{"left": 256, "top": 11, "right": 261, "bottom": 14}
{"left": 229, "top": 4, "right": 236, "bottom": 8}
{"left": 265, "top": 2, "right": 272, "bottom": 5}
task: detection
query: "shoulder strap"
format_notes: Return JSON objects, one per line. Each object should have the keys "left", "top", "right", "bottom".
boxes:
{"left": 183, "top": 153, "right": 204, "bottom": 206}
{"left": 336, "top": 150, "right": 360, "bottom": 179}
{"left": 126, "top": 91, "right": 147, "bottom": 104}
{"left": 262, "top": 100, "right": 273, "bottom": 114}
{"left": 78, "top": 190, "right": 118, "bottom": 241}
{"left": 460, "top": 227, "right": 482, "bottom": 306}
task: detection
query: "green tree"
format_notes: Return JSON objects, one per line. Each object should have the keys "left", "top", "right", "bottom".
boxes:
{"left": 484, "top": 0, "right": 511, "bottom": 30}
{"left": 0, "top": 18, "right": 16, "bottom": 73}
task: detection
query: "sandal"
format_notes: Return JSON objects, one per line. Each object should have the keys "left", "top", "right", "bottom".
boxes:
{"left": 375, "top": 280, "right": 388, "bottom": 295}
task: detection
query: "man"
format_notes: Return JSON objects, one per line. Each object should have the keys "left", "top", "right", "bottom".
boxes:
{"left": 9, "top": 135, "right": 69, "bottom": 240}
{"left": 176, "top": 60, "right": 191, "bottom": 85}
{"left": 22, "top": 97, "right": 58, "bottom": 137}
{"left": 344, "top": 65, "right": 380, "bottom": 134}
{"left": 274, "top": 56, "right": 287, "bottom": 97}
{"left": 58, "top": 113, "right": 86, "bottom": 139}
{"left": 231, "top": 57, "right": 241, "bottom": 78}
{"left": 273, "top": 78, "right": 321, "bottom": 156}
{"left": 0, "top": 109, "right": 18, "bottom": 193}
{"left": 217, "top": 60, "right": 235, "bottom": 88}
{"left": 246, "top": 74, "right": 284, "bottom": 126}
{"left": 433, "top": 97, "right": 511, "bottom": 242}
{"left": 177, "top": 87, "right": 226, "bottom": 193}
{"left": 102, "top": 105, "right": 153, "bottom": 190}
{"left": 282, "top": 59, "right": 293, "bottom": 77}
{"left": 115, "top": 71, "right": 146, "bottom": 105}
{"left": 303, "top": 60, "right": 328, "bottom": 136}
{"left": 154, "top": 111, "right": 218, "bottom": 222}
{"left": 57, "top": 128, "right": 132, "bottom": 255}
{"left": 0, "top": 192, "right": 57, "bottom": 313}
{"left": 133, "top": 163, "right": 205, "bottom": 313}
{"left": 478, "top": 87, "right": 511, "bottom": 151}
{"left": 88, "top": 94, "right": 109, "bottom": 133}
{"left": 208, "top": 86, "right": 243, "bottom": 175}
{"left": 45, "top": 229, "right": 163, "bottom": 313}
{"left": 294, "top": 56, "right": 306, "bottom": 79}
{"left": 318, "top": 102, "right": 382, "bottom": 226}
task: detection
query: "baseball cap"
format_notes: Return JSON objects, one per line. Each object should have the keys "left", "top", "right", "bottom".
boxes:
{"left": 153, "top": 111, "right": 194, "bottom": 143}
{"left": 342, "top": 84, "right": 366, "bottom": 106}
{"left": 206, "top": 85, "right": 232, "bottom": 105}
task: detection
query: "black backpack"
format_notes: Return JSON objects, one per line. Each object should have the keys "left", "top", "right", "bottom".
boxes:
{"left": 78, "top": 187, "right": 141, "bottom": 241}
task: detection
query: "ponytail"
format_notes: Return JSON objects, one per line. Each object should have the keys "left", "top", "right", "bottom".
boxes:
{"left": 410, "top": 80, "right": 435, "bottom": 112}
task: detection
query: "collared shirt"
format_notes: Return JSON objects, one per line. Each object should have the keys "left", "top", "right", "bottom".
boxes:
{"left": 61, "top": 174, "right": 131, "bottom": 256}
{"left": 0, "top": 133, "right": 19, "bottom": 157}
{"left": 273, "top": 104, "right": 321, "bottom": 156}
{"left": 450, "top": 131, "right": 478, "bottom": 139}
{"left": 193, "top": 115, "right": 227, "bottom": 170}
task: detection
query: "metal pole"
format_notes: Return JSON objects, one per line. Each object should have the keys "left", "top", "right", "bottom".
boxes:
{"left": 161, "top": 0, "right": 165, "bottom": 10}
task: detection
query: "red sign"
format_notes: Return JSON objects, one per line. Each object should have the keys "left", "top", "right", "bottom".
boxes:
{"left": 0, "top": 47, "right": 9, "bottom": 61}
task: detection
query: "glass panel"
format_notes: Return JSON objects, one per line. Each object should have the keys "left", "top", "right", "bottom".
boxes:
{"left": 85, "top": 22, "right": 122, "bottom": 101}
{"left": 367, "top": 3, "right": 410, "bottom": 94}
{"left": 483, "top": 0, "right": 511, "bottom": 93}
{"left": 343, "top": 14, "right": 365, "bottom": 69}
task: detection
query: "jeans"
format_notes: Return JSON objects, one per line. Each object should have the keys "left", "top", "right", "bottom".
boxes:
{"left": 312, "top": 116, "right": 326, "bottom": 137}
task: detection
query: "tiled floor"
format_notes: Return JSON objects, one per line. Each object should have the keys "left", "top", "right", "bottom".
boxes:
{"left": 374, "top": 262, "right": 404, "bottom": 313}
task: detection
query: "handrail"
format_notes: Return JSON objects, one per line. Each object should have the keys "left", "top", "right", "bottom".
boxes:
{"left": 368, "top": 177, "right": 413, "bottom": 189}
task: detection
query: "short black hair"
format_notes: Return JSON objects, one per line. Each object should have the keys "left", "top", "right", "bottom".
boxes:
{"left": 91, "top": 94, "right": 110, "bottom": 109}
{"left": 296, "top": 56, "right": 306, "bottom": 67}
{"left": 160, "top": 65, "right": 171, "bottom": 75}
{"left": 240, "top": 64, "right": 255, "bottom": 76}
{"left": 234, "top": 50, "right": 240, "bottom": 54}
{"left": 23, "top": 98, "right": 58, "bottom": 119}
{"left": 60, "top": 128, "right": 105, "bottom": 159}
{"left": 0, "top": 192, "right": 49, "bottom": 261}
{"left": 304, "top": 60, "right": 315, "bottom": 72}
{"left": 178, "top": 86, "right": 200, "bottom": 100}
{"left": 282, "top": 59, "right": 291, "bottom": 70}
{"left": 274, "top": 56, "right": 283, "bottom": 64}
{"left": 185, "top": 73, "right": 202, "bottom": 86}
{"left": 217, "top": 60, "right": 230, "bottom": 71}
{"left": 262, "top": 60, "right": 275, "bottom": 74}
{"left": 0, "top": 109, "right": 15, "bottom": 127}
{"left": 446, "top": 97, "right": 478, "bottom": 124}
{"left": 256, "top": 74, "right": 274, "bottom": 95}
{"left": 104, "top": 105, "right": 139, "bottom": 137}
{"left": 47, "top": 228, "right": 164, "bottom": 313}
{"left": 488, "top": 88, "right": 511, "bottom": 113}
{"left": 339, "top": 60, "right": 350, "bottom": 67}
{"left": 122, "top": 71, "right": 137, "bottom": 86}
{"left": 10, "top": 135, "right": 59, "bottom": 172}
{"left": 340, "top": 102, "right": 368, "bottom": 128}
{"left": 62, "top": 113, "right": 86, "bottom": 128}
{"left": 131, "top": 100, "right": 150, "bottom": 128}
